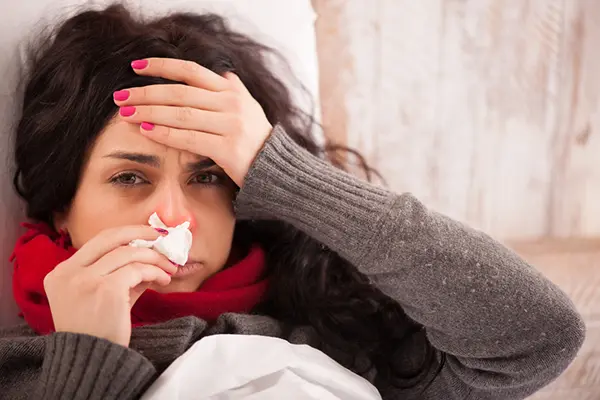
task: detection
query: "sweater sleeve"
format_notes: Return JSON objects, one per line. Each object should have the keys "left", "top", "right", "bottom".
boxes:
{"left": 0, "top": 326, "right": 156, "bottom": 400}
{"left": 234, "top": 125, "right": 586, "bottom": 400}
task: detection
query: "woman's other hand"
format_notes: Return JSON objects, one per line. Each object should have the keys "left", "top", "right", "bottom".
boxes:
{"left": 43, "top": 226, "right": 177, "bottom": 347}
{"left": 114, "top": 58, "right": 274, "bottom": 188}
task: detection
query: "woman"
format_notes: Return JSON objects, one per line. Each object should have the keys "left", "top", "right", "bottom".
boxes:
{"left": 0, "top": 4, "right": 585, "bottom": 400}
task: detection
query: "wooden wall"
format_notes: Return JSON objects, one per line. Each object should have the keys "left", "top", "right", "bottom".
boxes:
{"left": 312, "top": 0, "right": 600, "bottom": 240}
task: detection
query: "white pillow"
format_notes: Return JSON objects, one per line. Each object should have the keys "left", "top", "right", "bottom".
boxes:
{"left": 0, "top": 0, "right": 320, "bottom": 327}
{"left": 141, "top": 335, "right": 382, "bottom": 400}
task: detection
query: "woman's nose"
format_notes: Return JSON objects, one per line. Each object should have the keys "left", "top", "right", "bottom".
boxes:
{"left": 154, "top": 187, "right": 196, "bottom": 230}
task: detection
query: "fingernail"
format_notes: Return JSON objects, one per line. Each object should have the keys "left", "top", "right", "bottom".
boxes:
{"left": 131, "top": 59, "right": 149, "bottom": 70}
{"left": 141, "top": 122, "right": 155, "bottom": 131}
{"left": 120, "top": 106, "right": 136, "bottom": 117}
{"left": 113, "top": 90, "right": 130, "bottom": 101}
{"left": 155, "top": 228, "right": 168, "bottom": 235}
{"left": 170, "top": 260, "right": 180, "bottom": 267}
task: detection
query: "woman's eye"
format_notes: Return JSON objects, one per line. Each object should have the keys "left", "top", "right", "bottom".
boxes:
{"left": 110, "top": 172, "right": 146, "bottom": 186}
{"left": 192, "top": 172, "right": 221, "bottom": 185}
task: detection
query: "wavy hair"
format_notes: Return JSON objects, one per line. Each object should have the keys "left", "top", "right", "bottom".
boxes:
{"left": 12, "top": 3, "right": 438, "bottom": 388}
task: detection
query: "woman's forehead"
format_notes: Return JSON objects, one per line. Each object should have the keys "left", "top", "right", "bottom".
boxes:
{"left": 91, "top": 118, "right": 164, "bottom": 154}
{"left": 90, "top": 118, "right": 198, "bottom": 166}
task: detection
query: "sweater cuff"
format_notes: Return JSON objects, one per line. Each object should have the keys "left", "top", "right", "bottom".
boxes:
{"left": 37, "top": 332, "right": 156, "bottom": 400}
{"left": 234, "top": 124, "right": 395, "bottom": 264}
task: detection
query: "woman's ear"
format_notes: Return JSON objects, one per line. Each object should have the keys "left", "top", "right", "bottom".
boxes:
{"left": 52, "top": 212, "right": 68, "bottom": 232}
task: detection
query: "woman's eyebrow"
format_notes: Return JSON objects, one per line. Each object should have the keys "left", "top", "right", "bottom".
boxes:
{"left": 185, "top": 157, "right": 217, "bottom": 172}
{"left": 103, "top": 151, "right": 217, "bottom": 171}
{"left": 103, "top": 151, "right": 160, "bottom": 167}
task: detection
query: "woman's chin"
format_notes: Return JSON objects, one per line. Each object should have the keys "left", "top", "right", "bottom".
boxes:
{"left": 149, "top": 278, "right": 201, "bottom": 294}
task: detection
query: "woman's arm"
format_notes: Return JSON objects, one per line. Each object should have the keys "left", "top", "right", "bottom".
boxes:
{"left": 235, "top": 125, "right": 586, "bottom": 400}
{"left": 0, "top": 325, "right": 156, "bottom": 400}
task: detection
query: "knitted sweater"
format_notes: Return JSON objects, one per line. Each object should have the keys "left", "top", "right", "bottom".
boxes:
{"left": 0, "top": 125, "right": 585, "bottom": 400}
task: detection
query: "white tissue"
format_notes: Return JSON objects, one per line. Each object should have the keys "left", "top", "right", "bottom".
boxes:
{"left": 129, "top": 213, "right": 193, "bottom": 266}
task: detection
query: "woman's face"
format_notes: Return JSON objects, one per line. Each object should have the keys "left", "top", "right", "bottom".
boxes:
{"left": 56, "top": 116, "right": 239, "bottom": 292}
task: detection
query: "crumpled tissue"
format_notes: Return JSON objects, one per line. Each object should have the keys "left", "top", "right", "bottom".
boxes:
{"left": 140, "top": 334, "right": 382, "bottom": 400}
{"left": 129, "top": 212, "right": 192, "bottom": 266}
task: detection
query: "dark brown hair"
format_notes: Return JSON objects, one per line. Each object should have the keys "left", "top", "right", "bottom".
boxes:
{"left": 13, "top": 3, "right": 439, "bottom": 390}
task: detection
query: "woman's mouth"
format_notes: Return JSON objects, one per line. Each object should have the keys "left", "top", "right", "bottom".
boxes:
{"left": 171, "top": 261, "right": 203, "bottom": 278}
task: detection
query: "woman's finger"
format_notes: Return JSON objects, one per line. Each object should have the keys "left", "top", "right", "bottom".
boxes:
{"left": 113, "top": 84, "right": 228, "bottom": 112}
{"left": 119, "top": 105, "right": 230, "bottom": 135}
{"left": 104, "top": 262, "right": 172, "bottom": 295}
{"left": 139, "top": 123, "right": 225, "bottom": 161}
{"left": 87, "top": 246, "right": 178, "bottom": 277}
{"left": 64, "top": 225, "right": 165, "bottom": 270}
{"left": 131, "top": 58, "right": 231, "bottom": 92}
{"left": 223, "top": 72, "right": 250, "bottom": 95}
{"left": 129, "top": 282, "right": 152, "bottom": 306}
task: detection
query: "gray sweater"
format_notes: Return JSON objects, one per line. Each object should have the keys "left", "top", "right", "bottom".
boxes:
{"left": 0, "top": 126, "right": 585, "bottom": 400}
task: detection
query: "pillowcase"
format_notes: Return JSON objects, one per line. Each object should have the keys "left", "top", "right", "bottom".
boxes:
{"left": 0, "top": 0, "right": 320, "bottom": 327}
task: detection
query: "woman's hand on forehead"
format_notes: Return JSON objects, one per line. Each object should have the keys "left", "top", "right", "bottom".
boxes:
{"left": 113, "top": 58, "right": 274, "bottom": 188}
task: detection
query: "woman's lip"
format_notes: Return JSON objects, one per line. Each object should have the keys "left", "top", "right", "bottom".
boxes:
{"left": 171, "top": 262, "right": 203, "bottom": 278}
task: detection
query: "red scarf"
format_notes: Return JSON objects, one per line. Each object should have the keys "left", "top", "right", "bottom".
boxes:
{"left": 10, "top": 223, "right": 269, "bottom": 335}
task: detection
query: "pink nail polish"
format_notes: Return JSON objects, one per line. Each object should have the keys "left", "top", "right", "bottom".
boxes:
{"left": 155, "top": 228, "right": 168, "bottom": 235}
{"left": 120, "top": 106, "right": 136, "bottom": 117}
{"left": 131, "top": 59, "right": 148, "bottom": 70}
{"left": 113, "top": 90, "right": 130, "bottom": 101}
{"left": 141, "top": 122, "right": 155, "bottom": 131}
